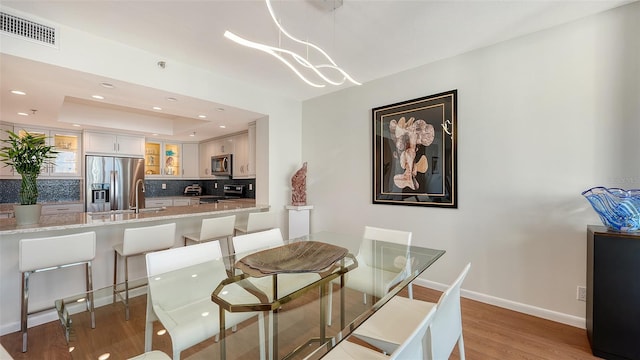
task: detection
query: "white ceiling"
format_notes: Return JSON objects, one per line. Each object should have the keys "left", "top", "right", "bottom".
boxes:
{"left": 0, "top": 0, "right": 634, "bottom": 141}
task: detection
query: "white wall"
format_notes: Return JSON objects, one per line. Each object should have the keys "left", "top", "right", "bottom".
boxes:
{"left": 302, "top": 2, "right": 639, "bottom": 326}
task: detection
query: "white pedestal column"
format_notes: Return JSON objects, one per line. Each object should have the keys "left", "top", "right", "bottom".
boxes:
{"left": 285, "top": 205, "right": 314, "bottom": 239}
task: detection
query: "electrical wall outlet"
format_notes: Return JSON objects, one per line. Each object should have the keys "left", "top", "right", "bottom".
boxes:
{"left": 577, "top": 286, "right": 587, "bottom": 302}
{"left": 214, "top": 182, "right": 218, "bottom": 189}
{"left": 249, "top": 183, "right": 253, "bottom": 191}
{"left": 161, "top": 183, "right": 166, "bottom": 190}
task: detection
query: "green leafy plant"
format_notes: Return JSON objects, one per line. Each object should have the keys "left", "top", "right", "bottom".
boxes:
{"left": 0, "top": 130, "right": 57, "bottom": 205}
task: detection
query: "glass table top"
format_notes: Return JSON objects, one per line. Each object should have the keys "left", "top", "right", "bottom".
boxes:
{"left": 55, "top": 231, "right": 444, "bottom": 360}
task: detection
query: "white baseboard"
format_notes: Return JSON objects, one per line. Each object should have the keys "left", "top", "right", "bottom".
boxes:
{"left": 413, "top": 278, "right": 586, "bottom": 329}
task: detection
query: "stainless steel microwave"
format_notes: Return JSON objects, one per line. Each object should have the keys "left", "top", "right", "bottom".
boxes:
{"left": 211, "top": 154, "right": 232, "bottom": 176}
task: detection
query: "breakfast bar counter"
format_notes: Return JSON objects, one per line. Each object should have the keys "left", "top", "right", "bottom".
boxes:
{"left": 0, "top": 200, "right": 267, "bottom": 235}
{"left": 0, "top": 200, "right": 269, "bottom": 336}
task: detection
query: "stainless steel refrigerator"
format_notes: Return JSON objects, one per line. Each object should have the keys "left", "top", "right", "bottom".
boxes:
{"left": 85, "top": 155, "right": 145, "bottom": 213}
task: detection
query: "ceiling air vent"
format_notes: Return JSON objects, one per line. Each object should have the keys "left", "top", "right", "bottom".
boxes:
{"left": 1, "top": 11, "right": 56, "bottom": 46}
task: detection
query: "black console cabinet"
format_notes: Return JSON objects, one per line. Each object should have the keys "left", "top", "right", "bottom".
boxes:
{"left": 587, "top": 226, "right": 640, "bottom": 360}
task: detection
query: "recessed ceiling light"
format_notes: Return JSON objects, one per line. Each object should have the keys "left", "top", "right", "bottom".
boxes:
{"left": 152, "top": 133, "right": 158, "bottom": 136}
{"left": 189, "top": 132, "right": 196, "bottom": 137}
{"left": 167, "top": 97, "right": 177, "bottom": 102}
{"left": 100, "top": 82, "right": 114, "bottom": 88}
{"left": 152, "top": 106, "right": 162, "bottom": 111}
{"left": 215, "top": 107, "right": 225, "bottom": 112}
{"left": 72, "top": 124, "right": 81, "bottom": 127}
{"left": 92, "top": 95, "right": 105, "bottom": 100}
{"left": 198, "top": 114, "right": 207, "bottom": 119}
{"left": 17, "top": 112, "right": 29, "bottom": 116}
{"left": 10, "top": 90, "right": 26, "bottom": 95}
{"left": 219, "top": 125, "right": 226, "bottom": 129}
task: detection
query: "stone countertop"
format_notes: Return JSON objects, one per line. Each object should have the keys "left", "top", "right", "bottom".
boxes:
{"left": 0, "top": 201, "right": 84, "bottom": 216}
{"left": 0, "top": 200, "right": 265, "bottom": 235}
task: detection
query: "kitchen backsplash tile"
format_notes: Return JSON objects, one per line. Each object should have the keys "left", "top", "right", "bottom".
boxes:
{"left": 0, "top": 179, "right": 82, "bottom": 203}
{"left": 0, "top": 178, "right": 255, "bottom": 204}
{"left": 144, "top": 179, "right": 255, "bottom": 198}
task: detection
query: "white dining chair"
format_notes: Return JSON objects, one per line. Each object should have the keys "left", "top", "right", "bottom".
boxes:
{"left": 113, "top": 222, "right": 176, "bottom": 320}
{"left": 321, "top": 298, "right": 436, "bottom": 360}
{"left": 234, "top": 211, "right": 275, "bottom": 236}
{"left": 19, "top": 231, "right": 96, "bottom": 353}
{"left": 353, "top": 262, "right": 471, "bottom": 359}
{"left": 327, "top": 226, "right": 413, "bottom": 326}
{"left": 183, "top": 215, "right": 236, "bottom": 256}
{"left": 128, "top": 350, "right": 171, "bottom": 360}
{"left": 144, "top": 240, "right": 266, "bottom": 360}
{"left": 233, "top": 228, "right": 320, "bottom": 360}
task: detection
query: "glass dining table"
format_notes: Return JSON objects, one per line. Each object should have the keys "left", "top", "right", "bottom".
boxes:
{"left": 54, "top": 231, "right": 444, "bottom": 360}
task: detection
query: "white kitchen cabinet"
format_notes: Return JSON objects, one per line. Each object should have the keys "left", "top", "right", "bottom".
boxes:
{"left": 17, "top": 127, "right": 82, "bottom": 178}
{"left": 232, "top": 131, "right": 249, "bottom": 178}
{"left": 84, "top": 131, "right": 145, "bottom": 157}
{"left": 42, "top": 203, "right": 84, "bottom": 215}
{"left": 199, "top": 140, "right": 213, "bottom": 177}
{"left": 247, "top": 122, "right": 256, "bottom": 178}
{"left": 182, "top": 143, "right": 198, "bottom": 178}
{"left": 145, "top": 198, "right": 172, "bottom": 208}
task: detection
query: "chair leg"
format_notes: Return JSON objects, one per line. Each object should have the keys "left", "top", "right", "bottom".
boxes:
{"left": 86, "top": 262, "right": 96, "bottom": 329}
{"left": 258, "top": 312, "right": 266, "bottom": 360}
{"left": 458, "top": 334, "right": 466, "bottom": 360}
{"left": 268, "top": 311, "right": 274, "bottom": 360}
{"left": 326, "top": 285, "right": 333, "bottom": 326}
{"left": 408, "top": 282, "right": 414, "bottom": 300}
{"left": 363, "top": 292, "right": 367, "bottom": 304}
{"left": 113, "top": 250, "right": 118, "bottom": 304}
{"left": 21, "top": 271, "right": 30, "bottom": 353}
{"left": 144, "top": 294, "right": 154, "bottom": 352}
{"left": 124, "top": 256, "right": 130, "bottom": 321}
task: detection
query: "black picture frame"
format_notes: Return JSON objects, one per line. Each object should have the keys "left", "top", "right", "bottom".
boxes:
{"left": 372, "top": 90, "right": 458, "bottom": 208}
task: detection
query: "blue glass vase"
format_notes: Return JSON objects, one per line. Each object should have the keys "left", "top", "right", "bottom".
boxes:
{"left": 582, "top": 187, "right": 640, "bottom": 232}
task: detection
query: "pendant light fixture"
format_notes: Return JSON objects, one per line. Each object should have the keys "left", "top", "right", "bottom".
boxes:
{"left": 224, "top": 0, "right": 360, "bottom": 88}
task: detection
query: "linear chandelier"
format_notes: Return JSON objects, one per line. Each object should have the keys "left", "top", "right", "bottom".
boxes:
{"left": 224, "top": 0, "right": 360, "bottom": 88}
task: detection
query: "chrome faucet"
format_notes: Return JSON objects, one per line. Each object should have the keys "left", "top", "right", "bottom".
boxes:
{"left": 133, "top": 178, "right": 145, "bottom": 213}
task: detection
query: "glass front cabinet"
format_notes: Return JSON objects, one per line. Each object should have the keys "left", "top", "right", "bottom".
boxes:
{"left": 145, "top": 140, "right": 181, "bottom": 177}
{"left": 17, "top": 127, "right": 81, "bottom": 177}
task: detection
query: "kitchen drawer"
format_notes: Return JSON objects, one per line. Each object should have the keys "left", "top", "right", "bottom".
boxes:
{"left": 42, "top": 203, "right": 84, "bottom": 215}
{"left": 172, "top": 199, "right": 192, "bottom": 206}
{"left": 146, "top": 199, "right": 173, "bottom": 208}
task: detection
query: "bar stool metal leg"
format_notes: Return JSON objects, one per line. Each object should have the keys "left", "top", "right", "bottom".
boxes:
{"left": 21, "top": 271, "right": 30, "bottom": 353}
{"left": 124, "top": 255, "right": 130, "bottom": 320}
{"left": 113, "top": 249, "right": 118, "bottom": 304}
{"left": 86, "top": 262, "right": 96, "bottom": 328}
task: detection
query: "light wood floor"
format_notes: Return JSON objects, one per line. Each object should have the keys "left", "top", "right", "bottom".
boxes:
{"left": 1, "top": 285, "right": 600, "bottom": 359}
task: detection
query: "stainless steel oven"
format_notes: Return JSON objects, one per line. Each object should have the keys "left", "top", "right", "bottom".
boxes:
{"left": 211, "top": 154, "right": 232, "bottom": 176}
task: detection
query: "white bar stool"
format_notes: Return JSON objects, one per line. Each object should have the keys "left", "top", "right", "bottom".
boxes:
{"left": 234, "top": 211, "right": 275, "bottom": 236}
{"left": 113, "top": 222, "right": 176, "bottom": 320}
{"left": 19, "top": 231, "right": 96, "bottom": 353}
{"left": 183, "top": 215, "right": 236, "bottom": 249}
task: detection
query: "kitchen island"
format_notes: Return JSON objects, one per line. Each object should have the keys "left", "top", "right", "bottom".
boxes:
{"left": 0, "top": 200, "right": 269, "bottom": 336}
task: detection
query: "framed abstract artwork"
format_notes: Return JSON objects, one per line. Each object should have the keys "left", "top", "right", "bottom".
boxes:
{"left": 372, "top": 90, "right": 458, "bottom": 208}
